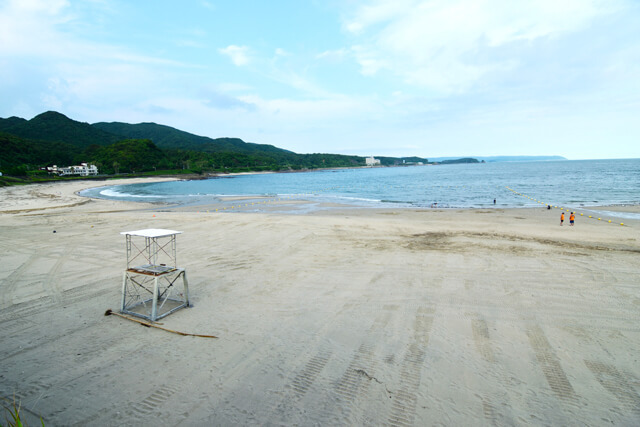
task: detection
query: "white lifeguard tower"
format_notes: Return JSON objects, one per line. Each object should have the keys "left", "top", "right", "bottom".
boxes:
{"left": 120, "top": 229, "right": 189, "bottom": 322}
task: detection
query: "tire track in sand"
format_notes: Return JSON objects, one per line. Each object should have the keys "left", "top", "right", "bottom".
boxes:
{"left": 290, "top": 349, "right": 333, "bottom": 398}
{"left": 387, "top": 306, "right": 435, "bottom": 427}
{"left": 43, "top": 247, "right": 69, "bottom": 304}
{"left": 526, "top": 325, "right": 576, "bottom": 401}
{"left": 0, "top": 250, "right": 41, "bottom": 310}
{"left": 584, "top": 360, "right": 640, "bottom": 416}
{"left": 330, "top": 310, "right": 393, "bottom": 422}
{"left": 302, "top": 308, "right": 394, "bottom": 426}
{"left": 471, "top": 316, "right": 495, "bottom": 363}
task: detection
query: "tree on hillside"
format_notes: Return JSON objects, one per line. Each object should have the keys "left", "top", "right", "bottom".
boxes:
{"left": 91, "top": 139, "right": 166, "bottom": 174}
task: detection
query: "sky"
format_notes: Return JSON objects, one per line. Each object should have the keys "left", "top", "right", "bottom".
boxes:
{"left": 1, "top": 0, "right": 639, "bottom": 160}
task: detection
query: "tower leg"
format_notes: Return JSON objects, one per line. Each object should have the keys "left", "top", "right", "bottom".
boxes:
{"left": 151, "top": 276, "right": 159, "bottom": 321}
{"left": 182, "top": 270, "right": 190, "bottom": 307}
{"left": 121, "top": 271, "right": 128, "bottom": 312}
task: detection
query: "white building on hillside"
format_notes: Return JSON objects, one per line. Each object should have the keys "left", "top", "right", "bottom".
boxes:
{"left": 47, "top": 163, "right": 98, "bottom": 176}
{"left": 71, "top": 163, "right": 99, "bottom": 176}
{"left": 365, "top": 156, "right": 381, "bottom": 166}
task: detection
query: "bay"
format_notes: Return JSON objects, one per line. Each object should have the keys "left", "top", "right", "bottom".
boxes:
{"left": 80, "top": 159, "right": 640, "bottom": 217}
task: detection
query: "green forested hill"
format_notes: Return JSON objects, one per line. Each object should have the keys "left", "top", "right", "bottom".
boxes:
{"left": 90, "top": 122, "right": 366, "bottom": 170}
{"left": 90, "top": 139, "right": 168, "bottom": 174}
{"left": 0, "top": 116, "right": 28, "bottom": 130}
{"left": 0, "top": 111, "right": 370, "bottom": 175}
{"left": 0, "top": 111, "right": 119, "bottom": 148}
{"left": 0, "top": 132, "right": 79, "bottom": 175}
{"left": 0, "top": 111, "right": 430, "bottom": 177}
{"left": 92, "top": 121, "right": 292, "bottom": 155}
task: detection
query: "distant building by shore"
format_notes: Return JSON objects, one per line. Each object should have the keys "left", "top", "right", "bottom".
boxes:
{"left": 44, "top": 163, "right": 99, "bottom": 176}
{"left": 366, "top": 156, "right": 381, "bottom": 166}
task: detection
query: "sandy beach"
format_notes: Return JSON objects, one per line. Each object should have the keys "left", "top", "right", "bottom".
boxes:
{"left": 1, "top": 179, "right": 639, "bottom": 426}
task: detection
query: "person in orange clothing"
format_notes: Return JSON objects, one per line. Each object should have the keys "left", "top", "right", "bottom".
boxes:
{"left": 570, "top": 212, "right": 575, "bottom": 226}
{"left": 560, "top": 212, "right": 564, "bottom": 226}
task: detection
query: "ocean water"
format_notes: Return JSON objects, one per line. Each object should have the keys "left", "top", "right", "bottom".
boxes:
{"left": 80, "top": 159, "right": 640, "bottom": 217}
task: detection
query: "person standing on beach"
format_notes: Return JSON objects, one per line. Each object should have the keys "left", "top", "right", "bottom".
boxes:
{"left": 560, "top": 212, "right": 564, "bottom": 226}
{"left": 570, "top": 212, "right": 575, "bottom": 226}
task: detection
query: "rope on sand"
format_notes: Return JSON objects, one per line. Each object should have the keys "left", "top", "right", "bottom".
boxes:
{"left": 505, "top": 186, "right": 628, "bottom": 226}
{"left": 104, "top": 309, "right": 218, "bottom": 339}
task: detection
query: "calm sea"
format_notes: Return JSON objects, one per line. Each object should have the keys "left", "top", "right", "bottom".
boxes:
{"left": 80, "top": 159, "right": 640, "bottom": 217}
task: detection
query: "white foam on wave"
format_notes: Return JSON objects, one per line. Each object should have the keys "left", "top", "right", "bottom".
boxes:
{"left": 99, "top": 188, "right": 164, "bottom": 199}
{"left": 310, "top": 195, "right": 384, "bottom": 204}
{"left": 340, "top": 196, "right": 383, "bottom": 203}
{"left": 583, "top": 209, "right": 640, "bottom": 220}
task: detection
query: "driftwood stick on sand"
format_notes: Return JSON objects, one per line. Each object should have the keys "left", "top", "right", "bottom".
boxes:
{"left": 104, "top": 309, "right": 218, "bottom": 339}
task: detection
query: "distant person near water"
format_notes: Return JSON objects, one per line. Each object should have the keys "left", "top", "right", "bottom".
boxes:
{"left": 493, "top": 198, "right": 496, "bottom": 205}
{"left": 547, "top": 205, "right": 551, "bottom": 210}
{"left": 570, "top": 212, "right": 575, "bottom": 226}
{"left": 560, "top": 212, "right": 564, "bottom": 226}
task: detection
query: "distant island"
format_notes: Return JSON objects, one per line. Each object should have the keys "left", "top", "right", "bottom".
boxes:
{"left": 429, "top": 155, "right": 567, "bottom": 162}
{"left": 436, "top": 158, "right": 480, "bottom": 165}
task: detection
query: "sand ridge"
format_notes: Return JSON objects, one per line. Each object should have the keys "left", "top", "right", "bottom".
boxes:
{"left": 1, "top": 179, "right": 639, "bottom": 425}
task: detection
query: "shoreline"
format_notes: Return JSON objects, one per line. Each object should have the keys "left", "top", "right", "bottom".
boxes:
{"left": 0, "top": 176, "right": 177, "bottom": 214}
{"left": 2, "top": 178, "right": 639, "bottom": 226}
{"left": 3, "top": 177, "right": 640, "bottom": 221}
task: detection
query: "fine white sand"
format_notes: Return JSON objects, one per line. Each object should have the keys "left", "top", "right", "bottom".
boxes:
{"left": 1, "top": 179, "right": 639, "bottom": 425}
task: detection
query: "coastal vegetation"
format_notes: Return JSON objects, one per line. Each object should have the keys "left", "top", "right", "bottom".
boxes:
{"left": 1, "top": 111, "right": 432, "bottom": 182}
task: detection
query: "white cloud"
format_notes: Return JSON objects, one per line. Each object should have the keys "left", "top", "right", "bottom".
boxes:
{"left": 175, "top": 39, "right": 206, "bottom": 48}
{"left": 0, "top": 0, "right": 72, "bottom": 56}
{"left": 0, "top": 0, "right": 186, "bottom": 68}
{"left": 239, "top": 94, "right": 374, "bottom": 120}
{"left": 343, "top": 0, "right": 415, "bottom": 34}
{"left": 200, "top": 1, "right": 215, "bottom": 11}
{"left": 316, "top": 48, "right": 349, "bottom": 61}
{"left": 174, "top": 28, "right": 208, "bottom": 49}
{"left": 0, "top": 0, "right": 203, "bottom": 121}
{"left": 344, "top": 0, "right": 620, "bottom": 92}
{"left": 219, "top": 45, "right": 251, "bottom": 66}
{"left": 1, "top": 0, "right": 637, "bottom": 159}
{"left": 217, "top": 82, "right": 252, "bottom": 92}
{"left": 351, "top": 45, "right": 387, "bottom": 76}
{"left": 6, "top": 0, "right": 70, "bottom": 15}
{"left": 275, "top": 48, "right": 290, "bottom": 57}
